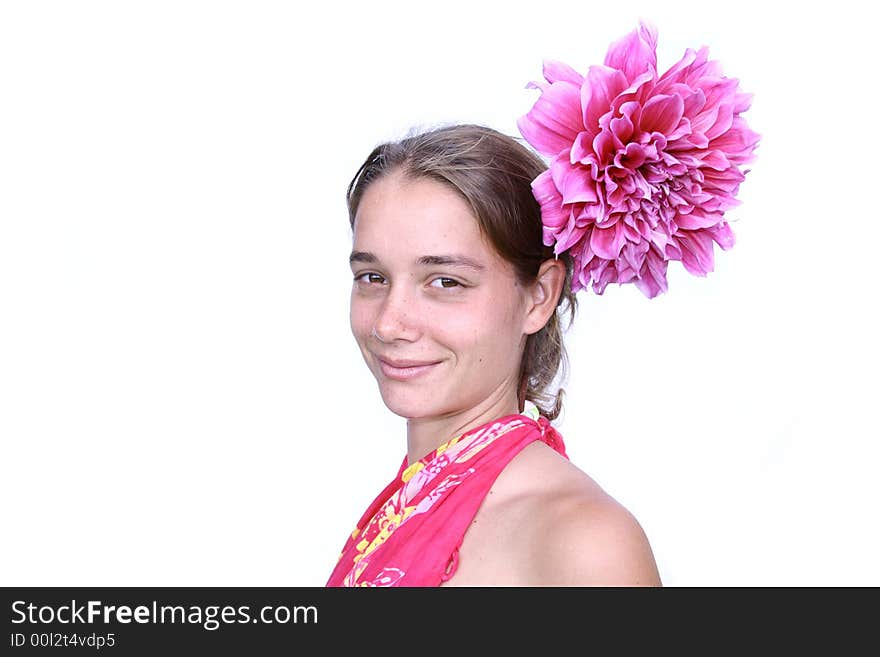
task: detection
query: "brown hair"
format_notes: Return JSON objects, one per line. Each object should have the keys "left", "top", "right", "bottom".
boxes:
{"left": 346, "top": 123, "right": 578, "bottom": 421}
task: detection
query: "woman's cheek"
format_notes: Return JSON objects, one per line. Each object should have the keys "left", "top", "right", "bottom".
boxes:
{"left": 432, "top": 308, "right": 482, "bottom": 345}
{"left": 349, "top": 302, "right": 373, "bottom": 340}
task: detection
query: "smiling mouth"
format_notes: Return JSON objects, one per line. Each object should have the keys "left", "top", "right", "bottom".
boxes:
{"left": 377, "top": 359, "right": 441, "bottom": 381}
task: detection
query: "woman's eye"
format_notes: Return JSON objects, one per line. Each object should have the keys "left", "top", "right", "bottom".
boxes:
{"left": 430, "top": 277, "right": 461, "bottom": 289}
{"left": 354, "top": 274, "right": 461, "bottom": 289}
{"left": 354, "top": 273, "right": 384, "bottom": 285}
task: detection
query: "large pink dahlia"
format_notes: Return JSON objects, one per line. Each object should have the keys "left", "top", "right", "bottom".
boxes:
{"left": 517, "top": 22, "right": 760, "bottom": 298}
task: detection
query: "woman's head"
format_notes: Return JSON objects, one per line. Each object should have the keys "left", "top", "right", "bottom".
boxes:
{"left": 346, "top": 124, "right": 577, "bottom": 421}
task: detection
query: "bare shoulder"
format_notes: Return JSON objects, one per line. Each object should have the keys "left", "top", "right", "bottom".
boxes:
{"left": 532, "top": 490, "right": 662, "bottom": 586}
{"left": 499, "top": 441, "right": 662, "bottom": 587}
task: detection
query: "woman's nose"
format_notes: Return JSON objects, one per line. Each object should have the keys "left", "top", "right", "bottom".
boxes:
{"left": 371, "top": 285, "right": 420, "bottom": 343}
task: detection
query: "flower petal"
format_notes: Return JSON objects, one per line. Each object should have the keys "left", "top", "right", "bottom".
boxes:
{"left": 677, "top": 230, "right": 716, "bottom": 276}
{"left": 603, "top": 20, "right": 658, "bottom": 83}
{"left": 531, "top": 169, "right": 568, "bottom": 228}
{"left": 554, "top": 216, "right": 587, "bottom": 253}
{"left": 639, "top": 93, "right": 685, "bottom": 134}
{"left": 675, "top": 207, "right": 723, "bottom": 230}
{"left": 655, "top": 47, "right": 699, "bottom": 89}
{"left": 542, "top": 59, "right": 585, "bottom": 86}
{"left": 590, "top": 220, "right": 627, "bottom": 259}
{"left": 706, "top": 220, "right": 736, "bottom": 250}
{"left": 634, "top": 251, "right": 668, "bottom": 298}
{"left": 581, "top": 65, "right": 629, "bottom": 136}
{"left": 551, "top": 157, "right": 599, "bottom": 204}
{"left": 517, "top": 81, "right": 583, "bottom": 158}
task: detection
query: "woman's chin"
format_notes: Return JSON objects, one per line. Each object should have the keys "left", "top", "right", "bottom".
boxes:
{"left": 379, "top": 392, "right": 442, "bottom": 420}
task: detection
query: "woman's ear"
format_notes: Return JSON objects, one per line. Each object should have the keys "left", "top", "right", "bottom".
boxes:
{"left": 524, "top": 258, "right": 566, "bottom": 335}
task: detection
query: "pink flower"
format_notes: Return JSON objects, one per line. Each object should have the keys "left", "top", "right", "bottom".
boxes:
{"left": 517, "top": 21, "right": 760, "bottom": 298}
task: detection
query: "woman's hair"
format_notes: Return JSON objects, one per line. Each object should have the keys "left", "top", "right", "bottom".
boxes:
{"left": 346, "top": 123, "right": 578, "bottom": 421}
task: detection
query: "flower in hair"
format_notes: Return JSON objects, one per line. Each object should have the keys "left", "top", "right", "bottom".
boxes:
{"left": 517, "top": 21, "right": 760, "bottom": 298}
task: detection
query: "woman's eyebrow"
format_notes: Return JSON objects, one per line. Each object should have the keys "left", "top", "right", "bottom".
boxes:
{"left": 349, "top": 251, "right": 377, "bottom": 266}
{"left": 349, "top": 251, "right": 486, "bottom": 272}
{"left": 416, "top": 255, "right": 486, "bottom": 271}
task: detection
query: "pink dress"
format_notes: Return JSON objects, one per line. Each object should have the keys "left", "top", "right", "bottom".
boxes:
{"left": 326, "top": 408, "right": 568, "bottom": 587}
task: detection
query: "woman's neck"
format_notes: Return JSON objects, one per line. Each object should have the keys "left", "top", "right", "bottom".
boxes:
{"left": 405, "top": 388, "right": 521, "bottom": 466}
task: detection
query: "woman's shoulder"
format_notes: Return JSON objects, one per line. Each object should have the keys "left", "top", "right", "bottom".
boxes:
{"left": 528, "top": 487, "right": 662, "bottom": 586}
{"left": 496, "top": 441, "right": 662, "bottom": 586}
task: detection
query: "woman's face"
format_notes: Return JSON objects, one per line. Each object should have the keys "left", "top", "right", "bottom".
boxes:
{"left": 349, "top": 170, "right": 532, "bottom": 420}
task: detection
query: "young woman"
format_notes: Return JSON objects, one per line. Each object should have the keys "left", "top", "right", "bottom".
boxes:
{"left": 325, "top": 124, "right": 662, "bottom": 587}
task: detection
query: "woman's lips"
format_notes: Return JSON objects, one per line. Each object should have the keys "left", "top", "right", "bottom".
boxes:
{"left": 378, "top": 358, "right": 441, "bottom": 381}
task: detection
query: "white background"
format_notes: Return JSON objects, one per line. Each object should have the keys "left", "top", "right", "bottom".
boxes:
{"left": 1, "top": 0, "right": 877, "bottom": 586}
